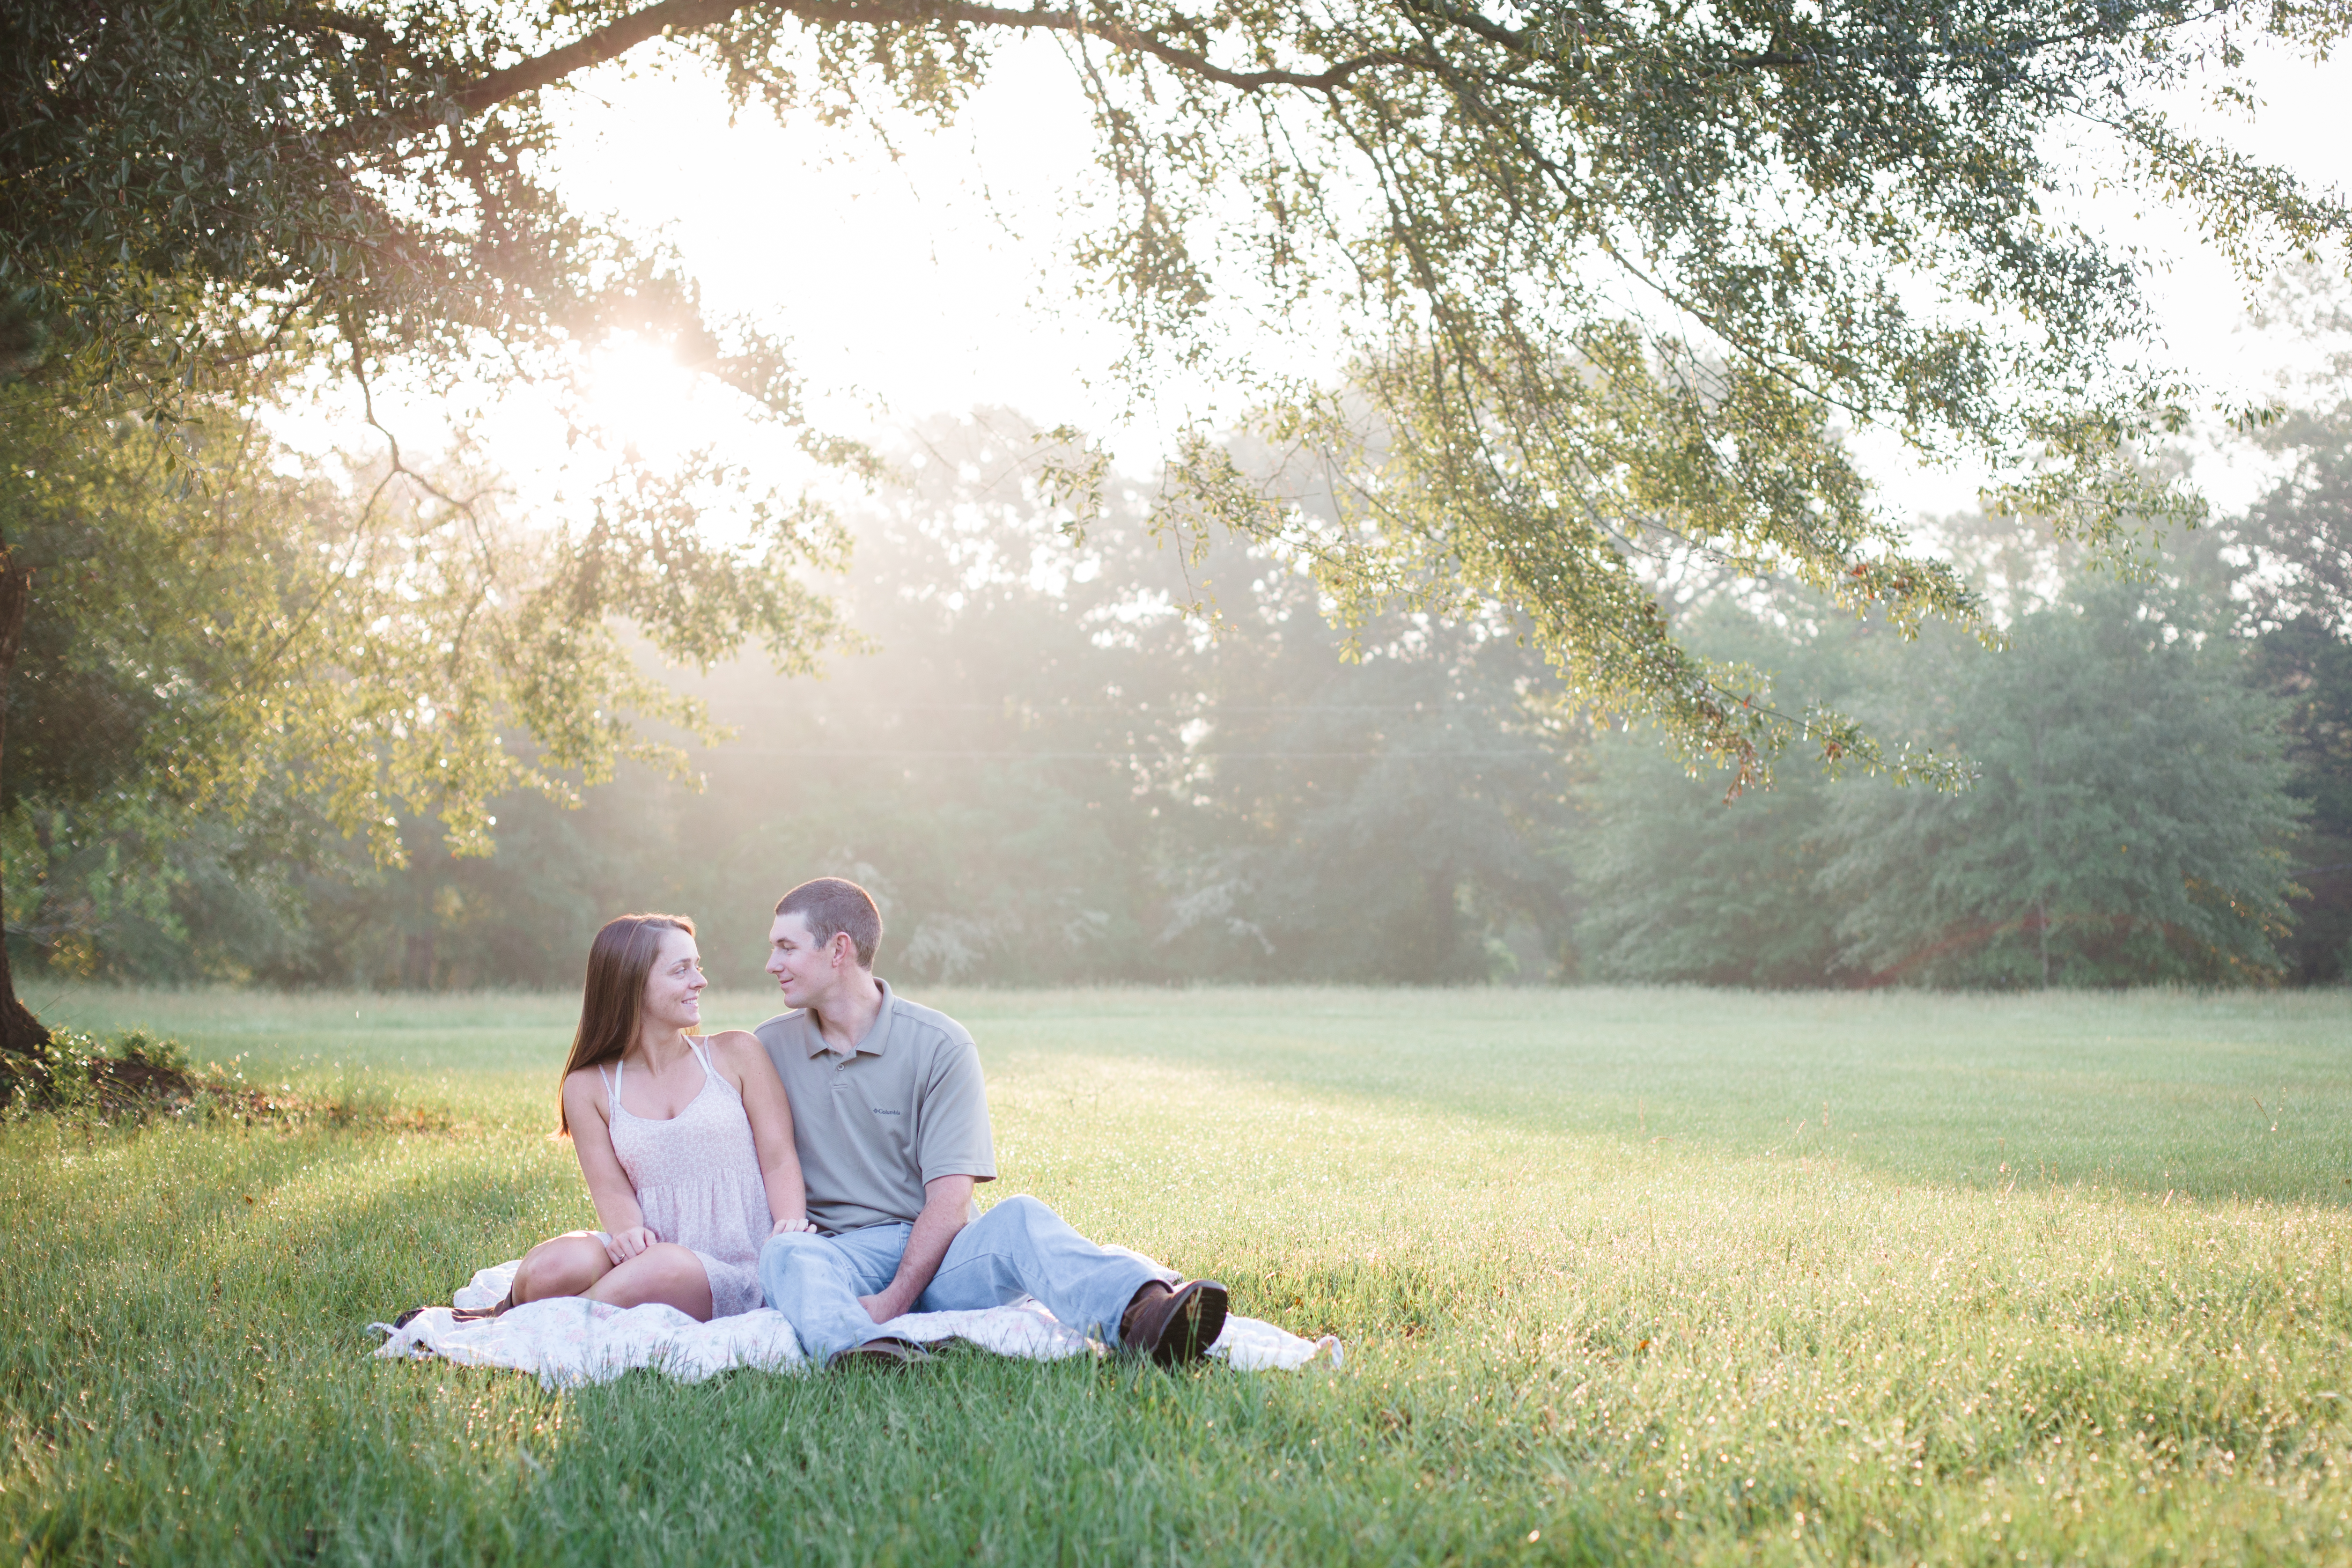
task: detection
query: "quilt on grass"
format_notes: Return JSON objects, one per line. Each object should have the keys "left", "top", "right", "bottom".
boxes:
{"left": 371, "top": 1260, "right": 1342, "bottom": 1389}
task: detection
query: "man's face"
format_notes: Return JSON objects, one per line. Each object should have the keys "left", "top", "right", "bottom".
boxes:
{"left": 767, "top": 911, "right": 842, "bottom": 1009}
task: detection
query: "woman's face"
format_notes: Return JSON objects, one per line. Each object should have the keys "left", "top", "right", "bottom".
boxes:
{"left": 640, "top": 927, "right": 707, "bottom": 1034}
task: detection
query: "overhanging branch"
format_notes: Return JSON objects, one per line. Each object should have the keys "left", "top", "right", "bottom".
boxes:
{"left": 449, "top": 0, "right": 1415, "bottom": 115}
{"left": 453, "top": 0, "right": 761, "bottom": 111}
{"left": 441, "top": 0, "right": 2191, "bottom": 120}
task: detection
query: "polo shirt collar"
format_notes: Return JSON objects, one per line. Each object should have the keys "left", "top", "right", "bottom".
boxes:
{"left": 802, "top": 978, "right": 894, "bottom": 1058}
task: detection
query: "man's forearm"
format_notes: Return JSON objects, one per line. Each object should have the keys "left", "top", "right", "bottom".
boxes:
{"left": 870, "top": 1200, "right": 966, "bottom": 1319}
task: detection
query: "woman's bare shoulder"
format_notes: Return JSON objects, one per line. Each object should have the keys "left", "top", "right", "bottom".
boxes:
{"left": 561, "top": 1064, "right": 612, "bottom": 1104}
{"left": 707, "top": 1030, "right": 782, "bottom": 1083}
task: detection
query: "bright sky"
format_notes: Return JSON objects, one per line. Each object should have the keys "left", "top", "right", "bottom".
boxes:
{"left": 539, "top": 40, "right": 1169, "bottom": 461}
{"left": 411, "top": 29, "right": 2352, "bottom": 533}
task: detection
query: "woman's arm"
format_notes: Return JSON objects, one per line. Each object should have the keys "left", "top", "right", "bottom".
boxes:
{"left": 712, "top": 1032, "right": 812, "bottom": 1235}
{"left": 561, "top": 1070, "right": 655, "bottom": 1262}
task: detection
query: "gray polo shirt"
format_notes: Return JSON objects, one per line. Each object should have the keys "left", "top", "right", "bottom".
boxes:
{"left": 755, "top": 980, "right": 996, "bottom": 1234}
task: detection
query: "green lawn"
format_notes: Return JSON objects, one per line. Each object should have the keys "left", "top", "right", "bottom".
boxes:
{"left": 6, "top": 985, "right": 2349, "bottom": 1565}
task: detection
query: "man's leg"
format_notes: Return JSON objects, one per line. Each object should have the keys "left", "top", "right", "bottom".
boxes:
{"left": 758, "top": 1222, "right": 911, "bottom": 1362}
{"left": 915, "top": 1194, "right": 1180, "bottom": 1347}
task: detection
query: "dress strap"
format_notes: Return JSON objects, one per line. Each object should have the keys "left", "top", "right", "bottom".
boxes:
{"left": 601, "top": 1059, "right": 621, "bottom": 1117}
{"left": 686, "top": 1033, "right": 715, "bottom": 1071}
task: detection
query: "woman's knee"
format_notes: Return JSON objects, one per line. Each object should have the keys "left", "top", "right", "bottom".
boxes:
{"left": 641, "top": 1243, "right": 705, "bottom": 1290}
{"left": 513, "top": 1232, "right": 609, "bottom": 1302}
{"left": 604, "top": 1244, "right": 713, "bottom": 1318}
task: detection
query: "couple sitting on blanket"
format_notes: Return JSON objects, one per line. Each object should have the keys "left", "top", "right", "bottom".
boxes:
{"left": 479, "top": 876, "right": 1228, "bottom": 1368}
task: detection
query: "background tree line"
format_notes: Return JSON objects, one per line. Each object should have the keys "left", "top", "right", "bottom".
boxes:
{"left": 4, "top": 0, "right": 2348, "bottom": 1060}
{"left": 11, "top": 404, "right": 2346, "bottom": 994}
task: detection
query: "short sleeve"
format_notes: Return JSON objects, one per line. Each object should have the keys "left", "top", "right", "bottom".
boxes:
{"left": 915, "top": 1031, "right": 997, "bottom": 1185}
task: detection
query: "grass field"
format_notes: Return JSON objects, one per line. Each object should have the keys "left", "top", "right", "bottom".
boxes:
{"left": 4, "top": 984, "right": 2349, "bottom": 1565}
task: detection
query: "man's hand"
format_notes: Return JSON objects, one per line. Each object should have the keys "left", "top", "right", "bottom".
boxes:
{"left": 858, "top": 1289, "right": 912, "bottom": 1325}
{"left": 858, "top": 1174, "right": 975, "bottom": 1326}
{"left": 604, "top": 1226, "right": 657, "bottom": 1265}
{"left": 769, "top": 1214, "right": 816, "bottom": 1237}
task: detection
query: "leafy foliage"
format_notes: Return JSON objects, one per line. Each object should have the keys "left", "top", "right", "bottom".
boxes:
{"left": 0, "top": 1024, "right": 195, "bottom": 1115}
{"left": 25, "top": 413, "right": 1582, "bottom": 987}
{"left": 7, "top": 0, "right": 2351, "bottom": 783}
{"left": 2221, "top": 376, "right": 2352, "bottom": 982}
{"left": 1571, "top": 605, "right": 1851, "bottom": 986}
{"left": 1578, "top": 571, "right": 2308, "bottom": 988}
{"left": 0, "top": 1, "right": 862, "bottom": 1041}
{"left": 2248, "top": 620, "right": 2352, "bottom": 981}
{"left": 0, "top": 379, "right": 845, "bottom": 851}
{"left": 1821, "top": 581, "right": 2300, "bottom": 986}
{"left": 35, "top": 408, "right": 2349, "bottom": 992}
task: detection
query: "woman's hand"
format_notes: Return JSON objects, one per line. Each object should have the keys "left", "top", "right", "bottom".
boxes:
{"left": 769, "top": 1214, "right": 816, "bottom": 1237}
{"left": 604, "top": 1225, "right": 659, "bottom": 1264}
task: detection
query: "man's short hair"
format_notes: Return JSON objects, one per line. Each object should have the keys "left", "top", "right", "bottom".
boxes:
{"left": 775, "top": 877, "right": 884, "bottom": 969}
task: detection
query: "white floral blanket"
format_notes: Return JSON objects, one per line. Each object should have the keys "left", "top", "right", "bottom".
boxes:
{"left": 370, "top": 1261, "right": 1342, "bottom": 1390}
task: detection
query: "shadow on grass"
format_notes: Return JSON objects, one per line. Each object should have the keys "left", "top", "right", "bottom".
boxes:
{"left": 8, "top": 1056, "right": 2351, "bottom": 1567}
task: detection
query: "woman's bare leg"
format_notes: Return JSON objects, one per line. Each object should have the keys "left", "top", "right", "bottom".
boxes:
{"left": 502, "top": 1235, "right": 712, "bottom": 1321}
{"left": 510, "top": 1232, "right": 614, "bottom": 1306}
{"left": 585, "top": 1243, "right": 715, "bottom": 1321}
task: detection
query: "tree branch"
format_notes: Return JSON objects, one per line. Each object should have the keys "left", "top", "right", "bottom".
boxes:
{"left": 450, "top": 0, "right": 1414, "bottom": 115}
{"left": 443, "top": 0, "right": 2208, "bottom": 121}
{"left": 453, "top": 0, "right": 758, "bottom": 111}
{"left": 292, "top": 8, "right": 398, "bottom": 48}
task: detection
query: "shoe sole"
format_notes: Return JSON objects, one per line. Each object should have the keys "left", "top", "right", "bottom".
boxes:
{"left": 832, "top": 1339, "right": 935, "bottom": 1369}
{"left": 1150, "top": 1280, "right": 1230, "bottom": 1367}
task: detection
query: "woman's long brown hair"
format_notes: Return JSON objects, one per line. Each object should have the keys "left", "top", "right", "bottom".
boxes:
{"left": 557, "top": 913, "right": 695, "bottom": 1134}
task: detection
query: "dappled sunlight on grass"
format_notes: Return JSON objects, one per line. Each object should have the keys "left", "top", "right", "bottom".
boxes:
{"left": 4, "top": 986, "right": 2348, "bottom": 1563}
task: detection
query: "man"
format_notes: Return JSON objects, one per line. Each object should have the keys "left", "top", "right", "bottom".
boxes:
{"left": 754, "top": 876, "right": 1228, "bottom": 1367}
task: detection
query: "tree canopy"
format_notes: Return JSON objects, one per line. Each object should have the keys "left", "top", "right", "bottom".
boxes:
{"left": 10, "top": 0, "right": 2351, "bottom": 766}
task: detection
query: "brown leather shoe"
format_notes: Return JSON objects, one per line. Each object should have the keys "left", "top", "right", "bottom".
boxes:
{"left": 831, "top": 1336, "right": 934, "bottom": 1369}
{"left": 1120, "top": 1279, "right": 1229, "bottom": 1366}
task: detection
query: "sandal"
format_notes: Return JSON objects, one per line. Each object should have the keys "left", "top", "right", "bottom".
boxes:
{"left": 392, "top": 1293, "right": 511, "bottom": 1330}
{"left": 450, "top": 1294, "right": 513, "bottom": 1323}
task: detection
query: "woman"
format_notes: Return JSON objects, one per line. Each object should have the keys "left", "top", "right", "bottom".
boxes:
{"left": 485, "top": 912, "right": 814, "bottom": 1321}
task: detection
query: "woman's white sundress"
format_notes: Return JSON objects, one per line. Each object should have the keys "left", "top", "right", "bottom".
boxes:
{"left": 599, "top": 1036, "right": 773, "bottom": 1318}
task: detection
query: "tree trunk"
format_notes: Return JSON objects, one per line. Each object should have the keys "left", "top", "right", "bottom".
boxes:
{"left": 402, "top": 930, "right": 437, "bottom": 990}
{"left": 2036, "top": 898, "right": 2050, "bottom": 989}
{"left": 0, "top": 549, "right": 44, "bottom": 1063}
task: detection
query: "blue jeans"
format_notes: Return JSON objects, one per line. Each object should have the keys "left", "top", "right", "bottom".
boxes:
{"left": 759, "top": 1194, "right": 1174, "bottom": 1362}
